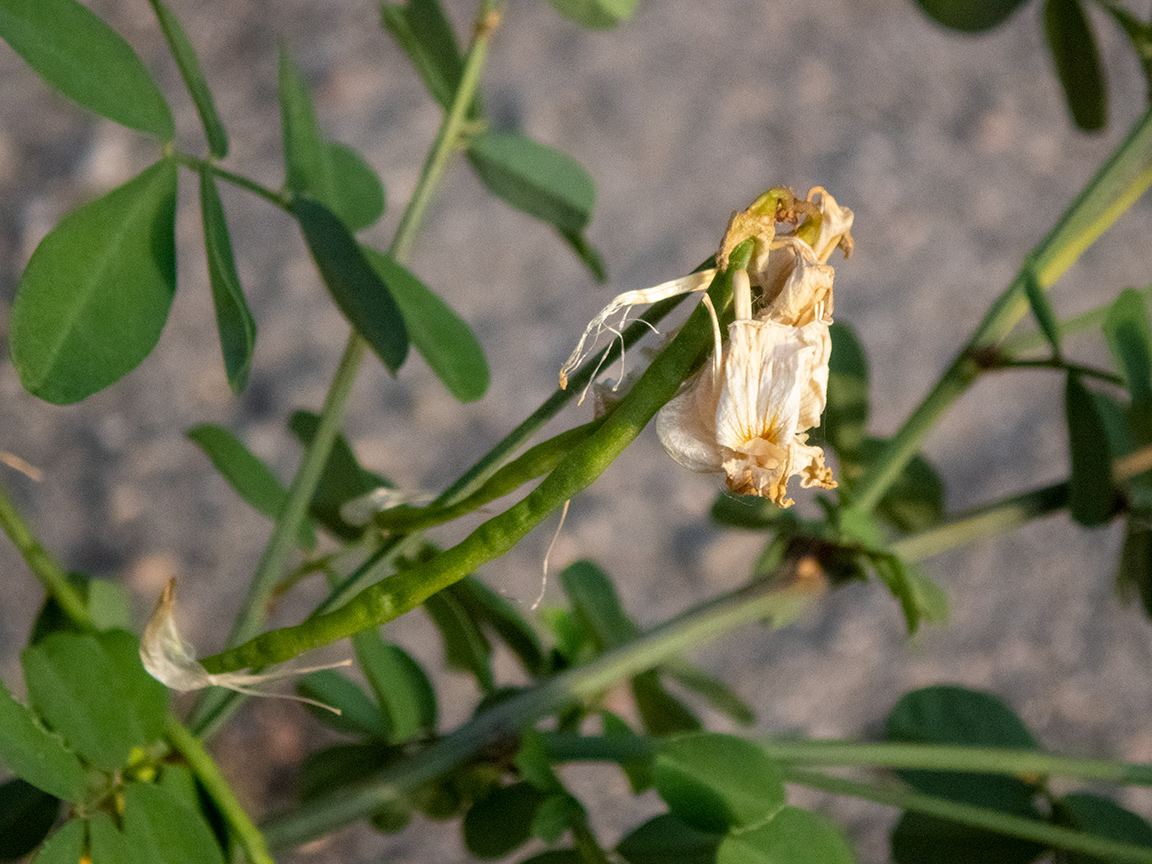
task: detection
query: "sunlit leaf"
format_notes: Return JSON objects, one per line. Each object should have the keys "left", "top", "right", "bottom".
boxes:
{"left": 293, "top": 198, "right": 409, "bottom": 372}
{"left": 122, "top": 782, "right": 226, "bottom": 864}
{"left": 717, "top": 807, "right": 854, "bottom": 864}
{"left": 30, "top": 819, "right": 84, "bottom": 864}
{"left": 0, "top": 0, "right": 173, "bottom": 137}
{"left": 362, "top": 249, "right": 489, "bottom": 402}
{"left": 22, "top": 631, "right": 167, "bottom": 772}
{"left": 546, "top": 0, "right": 635, "bottom": 29}
{"left": 1044, "top": 0, "right": 1107, "bottom": 132}
{"left": 10, "top": 160, "right": 177, "bottom": 404}
{"left": 654, "top": 733, "right": 785, "bottom": 833}
{"left": 150, "top": 0, "right": 227, "bottom": 156}
{"left": 86, "top": 812, "right": 131, "bottom": 864}
{"left": 199, "top": 173, "right": 256, "bottom": 393}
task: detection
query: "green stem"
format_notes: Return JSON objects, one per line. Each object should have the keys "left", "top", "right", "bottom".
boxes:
{"left": 1000, "top": 282, "right": 1152, "bottom": 356}
{"left": 172, "top": 151, "right": 288, "bottom": 209}
{"left": 202, "top": 245, "right": 751, "bottom": 674}
{"left": 994, "top": 356, "right": 1125, "bottom": 386}
{"left": 849, "top": 105, "right": 1152, "bottom": 514}
{"left": 763, "top": 739, "right": 1152, "bottom": 785}
{"left": 260, "top": 566, "right": 820, "bottom": 848}
{"left": 784, "top": 767, "right": 1152, "bottom": 862}
{"left": 0, "top": 479, "right": 89, "bottom": 628}
{"left": 165, "top": 717, "right": 274, "bottom": 864}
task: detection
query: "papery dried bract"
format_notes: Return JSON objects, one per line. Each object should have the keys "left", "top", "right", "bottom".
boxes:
{"left": 140, "top": 579, "right": 348, "bottom": 711}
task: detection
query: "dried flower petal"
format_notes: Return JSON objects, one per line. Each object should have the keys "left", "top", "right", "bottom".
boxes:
{"left": 140, "top": 579, "right": 349, "bottom": 711}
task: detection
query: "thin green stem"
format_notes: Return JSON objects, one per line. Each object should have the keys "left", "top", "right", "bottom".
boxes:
{"left": 784, "top": 767, "right": 1152, "bottom": 862}
{"left": 763, "top": 739, "right": 1152, "bottom": 785}
{"left": 172, "top": 151, "right": 288, "bottom": 209}
{"left": 0, "top": 479, "right": 89, "bottom": 628}
{"left": 1000, "top": 282, "right": 1152, "bottom": 356}
{"left": 994, "top": 356, "right": 1125, "bottom": 385}
{"left": 848, "top": 106, "right": 1152, "bottom": 514}
{"left": 260, "top": 568, "right": 822, "bottom": 848}
{"left": 201, "top": 245, "right": 751, "bottom": 674}
{"left": 165, "top": 717, "right": 274, "bottom": 864}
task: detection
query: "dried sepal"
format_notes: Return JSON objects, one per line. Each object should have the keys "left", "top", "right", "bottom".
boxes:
{"left": 140, "top": 579, "right": 349, "bottom": 712}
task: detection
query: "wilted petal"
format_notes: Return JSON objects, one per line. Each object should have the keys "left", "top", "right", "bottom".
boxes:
{"left": 656, "top": 364, "right": 725, "bottom": 474}
{"left": 808, "top": 186, "right": 855, "bottom": 263}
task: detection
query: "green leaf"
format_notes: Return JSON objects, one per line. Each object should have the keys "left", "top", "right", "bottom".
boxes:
{"left": 296, "top": 670, "right": 390, "bottom": 739}
{"left": 87, "top": 579, "right": 133, "bottom": 632}
{"left": 299, "top": 742, "right": 400, "bottom": 801}
{"left": 912, "top": 0, "right": 1030, "bottom": 32}
{"left": 560, "top": 559, "right": 638, "bottom": 651}
{"left": 467, "top": 132, "right": 596, "bottom": 235}
{"left": 0, "top": 779, "right": 58, "bottom": 860}
{"left": 560, "top": 228, "right": 607, "bottom": 283}
{"left": 885, "top": 686, "right": 1041, "bottom": 814}
{"left": 616, "top": 814, "right": 722, "bottom": 864}
{"left": 546, "top": 0, "right": 635, "bottom": 29}
{"left": 293, "top": 197, "right": 409, "bottom": 373}
{"left": 662, "top": 661, "right": 756, "bottom": 727}
{"left": 825, "top": 320, "right": 870, "bottom": 458}
{"left": 603, "top": 710, "right": 654, "bottom": 793}
{"left": 379, "top": 0, "right": 466, "bottom": 111}
{"left": 326, "top": 142, "right": 385, "bottom": 232}
{"left": 463, "top": 783, "right": 549, "bottom": 860}
{"left": 199, "top": 174, "right": 256, "bottom": 393}
{"left": 1044, "top": 0, "right": 1107, "bottom": 132}
{"left": 121, "top": 782, "right": 226, "bottom": 864}
{"left": 352, "top": 634, "right": 438, "bottom": 742}
{"left": 86, "top": 812, "right": 131, "bottom": 864}
{"left": 370, "top": 798, "right": 413, "bottom": 835}
{"left": 515, "top": 729, "right": 562, "bottom": 792}
{"left": 872, "top": 555, "right": 948, "bottom": 635}
{"left": 717, "top": 807, "right": 854, "bottom": 864}
{"left": 0, "top": 674, "right": 86, "bottom": 802}
{"left": 279, "top": 45, "right": 330, "bottom": 198}
{"left": 1023, "top": 262, "right": 1063, "bottom": 358}
{"left": 448, "top": 576, "right": 546, "bottom": 676}
{"left": 654, "top": 733, "right": 786, "bottom": 833}
{"left": 0, "top": 0, "right": 173, "bottom": 137}
{"left": 423, "top": 588, "right": 495, "bottom": 692}
{"left": 632, "top": 671, "right": 701, "bottom": 736}
{"left": 10, "top": 159, "right": 178, "bottom": 404}
{"left": 867, "top": 440, "right": 946, "bottom": 534}
{"left": 22, "top": 630, "right": 167, "bottom": 772}
{"left": 531, "top": 792, "right": 585, "bottom": 844}
{"left": 150, "top": 0, "right": 227, "bottom": 156}
{"left": 1116, "top": 519, "right": 1152, "bottom": 620}
{"left": 30, "top": 819, "right": 83, "bottom": 864}
{"left": 1053, "top": 791, "right": 1152, "bottom": 864}
{"left": 186, "top": 424, "right": 316, "bottom": 548}
{"left": 1104, "top": 288, "right": 1152, "bottom": 412}
{"left": 1065, "top": 372, "right": 1116, "bottom": 527}
{"left": 891, "top": 811, "right": 1044, "bottom": 864}
{"left": 362, "top": 249, "right": 489, "bottom": 403}
{"left": 288, "top": 410, "right": 391, "bottom": 539}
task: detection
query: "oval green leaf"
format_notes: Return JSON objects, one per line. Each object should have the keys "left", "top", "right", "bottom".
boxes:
{"left": 616, "top": 814, "right": 722, "bottom": 864}
{"left": 467, "top": 131, "right": 596, "bottom": 234}
{"left": 717, "top": 807, "right": 854, "bottom": 864}
{"left": 885, "top": 685, "right": 1040, "bottom": 813}
{"left": 352, "top": 633, "right": 438, "bottom": 742}
{"left": 423, "top": 589, "right": 494, "bottom": 693}
{"left": 150, "top": 0, "right": 227, "bottom": 156}
{"left": 296, "top": 669, "right": 391, "bottom": 739}
{"left": 663, "top": 661, "right": 756, "bottom": 727}
{"left": 1054, "top": 791, "right": 1152, "bottom": 864}
{"left": 293, "top": 198, "right": 409, "bottom": 372}
{"left": 462, "top": 783, "right": 548, "bottom": 860}
{"left": 327, "top": 142, "right": 385, "bottom": 232}
{"left": 449, "top": 576, "right": 545, "bottom": 676}
{"left": 0, "top": 676, "right": 86, "bottom": 802}
{"left": 546, "top": 0, "right": 633, "bottom": 29}
{"left": 86, "top": 812, "right": 131, "bottom": 864}
{"left": 278, "top": 45, "right": 328, "bottom": 196}
{"left": 199, "top": 173, "right": 256, "bottom": 393}
{"left": 1065, "top": 372, "right": 1116, "bottom": 527}
{"left": 1022, "top": 263, "right": 1063, "bottom": 358}
{"left": 1044, "top": 0, "right": 1107, "bottom": 132}
{"left": 122, "top": 782, "right": 226, "bottom": 864}
{"left": 10, "top": 159, "right": 178, "bottom": 404}
{"left": 22, "top": 630, "right": 167, "bottom": 772}
{"left": 561, "top": 559, "right": 638, "bottom": 651}
{"left": 380, "top": 0, "right": 466, "bottom": 111}
{"left": 186, "top": 423, "right": 315, "bottom": 548}
{"left": 654, "top": 733, "right": 785, "bottom": 833}
{"left": 0, "top": 0, "right": 173, "bottom": 137}
{"left": 30, "top": 818, "right": 84, "bottom": 864}
{"left": 632, "top": 671, "right": 702, "bottom": 736}
{"left": 362, "top": 249, "right": 489, "bottom": 402}
{"left": 913, "top": 0, "right": 1030, "bottom": 32}
{"left": 1104, "top": 287, "right": 1152, "bottom": 411}
{"left": 0, "top": 779, "right": 59, "bottom": 860}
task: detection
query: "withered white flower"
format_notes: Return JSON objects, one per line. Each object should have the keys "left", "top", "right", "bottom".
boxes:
{"left": 562, "top": 186, "right": 853, "bottom": 508}
{"left": 140, "top": 579, "right": 349, "bottom": 711}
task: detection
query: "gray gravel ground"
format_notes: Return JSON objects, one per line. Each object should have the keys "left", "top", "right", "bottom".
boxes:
{"left": 3, "top": 0, "right": 1152, "bottom": 861}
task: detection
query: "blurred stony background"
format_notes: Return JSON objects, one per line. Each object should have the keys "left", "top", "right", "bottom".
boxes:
{"left": 3, "top": 0, "right": 1152, "bottom": 860}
